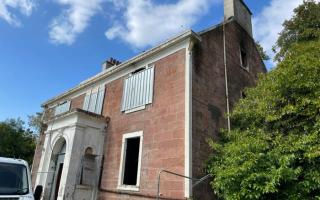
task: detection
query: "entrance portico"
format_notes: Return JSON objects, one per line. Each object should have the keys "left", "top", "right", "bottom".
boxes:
{"left": 35, "top": 109, "right": 107, "bottom": 200}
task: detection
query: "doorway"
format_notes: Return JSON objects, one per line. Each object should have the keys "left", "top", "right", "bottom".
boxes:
{"left": 50, "top": 140, "right": 66, "bottom": 200}
{"left": 53, "top": 163, "right": 63, "bottom": 200}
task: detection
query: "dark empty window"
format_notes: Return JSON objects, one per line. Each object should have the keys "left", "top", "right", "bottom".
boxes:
{"left": 240, "top": 47, "right": 248, "bottom": 70}
{"left": 123, "top": 137, "right": 140, "bottom": 185}
{"left": 240, "top": 90, "right": 247, "bottom": 99}
{"left": 132, "top": 67, "right": 146, "bottom": 74}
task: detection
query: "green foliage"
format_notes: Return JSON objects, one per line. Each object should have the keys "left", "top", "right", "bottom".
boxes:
{"left": 0, "top": 118, "right": 37, "bottom": 165}
{"left": 207, "top": 40, "right": 320, "bottom": 199}
{"left": 274, "top": 0, "right": 320, "bottom": 62}
{"left": 256, "top": 41, "right": 270, "bottom": 61}
{"left": 28, "top": 112, "right": 43, "bottom": 133}
{"left": 207, "top": 1, "right": 320, "bottom": 198}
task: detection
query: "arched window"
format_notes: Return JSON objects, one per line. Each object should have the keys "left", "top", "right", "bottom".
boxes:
{"left": 84, "top": 147, "right": 93, "bottom": 155}
{"left": 80, "top": 147, "right": 96, "bottom": 186}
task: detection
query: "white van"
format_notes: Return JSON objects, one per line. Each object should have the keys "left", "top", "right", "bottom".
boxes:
{"left": 0, "top": 157, "right": 42, "bottom": 200}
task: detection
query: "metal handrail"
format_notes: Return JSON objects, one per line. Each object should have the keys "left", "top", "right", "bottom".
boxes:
{"left": 192, "top": 174, "right": 211, "bottom": 188}
{"left": 156, "top": 169, "right": 212, "bottom": 200}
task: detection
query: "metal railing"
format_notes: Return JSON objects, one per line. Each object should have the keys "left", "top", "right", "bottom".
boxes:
{"left": 157, "top": 169, "right": 212, "bottom": 200}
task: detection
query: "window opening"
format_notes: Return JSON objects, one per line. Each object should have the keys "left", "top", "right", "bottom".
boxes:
{"left": 83, "top": 86, "right": 105, "bottom": 114}
{"left": 240, "top": 90, "right": 247, "bottom": 99}
{"left": 80, "top": 147, "right": 96, "bottom": 186}
{"left": 132, "top": 67, "right": 146, "bottom": 74}
{"left": 240, "top": 46, "right": 249, "bottom": 70}
{"left": 121, "top": 66, "right": 154, "bottom": 112}
{"left": 54, "top": 101, "right": 71, "bottom": 116}
{"left": 123, "top": 137, "right": 140, "bottom": 185}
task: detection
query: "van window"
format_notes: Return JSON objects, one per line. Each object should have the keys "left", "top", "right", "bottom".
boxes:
{"left": 0, "top": 163, "right": 29, "bottom": 195}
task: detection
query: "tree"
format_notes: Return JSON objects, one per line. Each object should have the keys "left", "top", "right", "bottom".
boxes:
{"left": 207, "top": 0, "right": 320, "bottom": 197}
{"left": 273, "top": 0, "right": 320, "bottom": 62}
{"left": 207, "top": 39, "right": 320, "bottom": 200}
{"left": 256, "top": 41, "right": 270, "bottom": 61}
{"left": 28, "top": 112, "right": 43, "bottom": 133}
{"left": 0, "top": 118, "right": 37, "bottom": 165}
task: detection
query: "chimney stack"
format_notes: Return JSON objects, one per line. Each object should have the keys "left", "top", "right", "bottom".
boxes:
{"left": 102, "top": 57, "right": 121, "bottom": 71}
{"left": 224, "top": 0, "right": 253, "bottom": 37}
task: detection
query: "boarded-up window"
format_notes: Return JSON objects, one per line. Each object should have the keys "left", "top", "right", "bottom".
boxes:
{"left": 83, "top": 86, "right": 105, "bottom": 114}
{"left": 80, "top": 154, "right": 96, "bottom": 186}
{"left": 54, "top": 101, "right": 71, "bottom": 116}
{"left": 121, "top": 66, "right": 154, "bottom": 111}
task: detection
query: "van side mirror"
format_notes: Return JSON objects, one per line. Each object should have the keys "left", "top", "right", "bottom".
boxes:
{"left": 34, "top": 185, "right": 43, "bottom": 200}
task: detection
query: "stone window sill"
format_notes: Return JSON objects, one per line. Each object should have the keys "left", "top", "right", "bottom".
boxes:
{"left": 117, "top": 185, "right": 140, "bottom": 192}
{"left": 124, "top": 105, "right": 146, "bottom": 114}
{"left": 240, "top": 64, "right": 249, "bottom": 72}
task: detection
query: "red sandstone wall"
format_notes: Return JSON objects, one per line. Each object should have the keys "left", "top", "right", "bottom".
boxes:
{"left": 70, "top": 93, "right": 85, "bottom": 110}
{"left": 99, "top": 49, "right": 186, "bottom": 200}
{"left": 31, "top": 49, "right": 186, "bottom": 199}
{"left": 31, "top": 130, "right": 46, "bottom": 187}
{"left": 32, "top": 20, "right": 266, "bottom": 200}
{"left": 191, "top": 20, "right": 266, "bottom": 200}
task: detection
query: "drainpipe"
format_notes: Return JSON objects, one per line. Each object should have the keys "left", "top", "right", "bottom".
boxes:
{"left": 98, "top": 117, "right": 110, "bottom": 189}
{"left": 223, "top": 18, "right": 231, "bottom": 133}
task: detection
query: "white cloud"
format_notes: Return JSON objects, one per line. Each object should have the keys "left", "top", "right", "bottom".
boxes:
{"left": 49, "top": 0, "right": 104, "bottom": 45}
{"left": 253, "top": 0, "right": 304, "bottom": 64}
{"left": 105, "top": 0, "right": 215, "bottom": 49}
{"left": 49, "top": 0, "right": 216, "bottom": 46}
{"left": 0, "top": 0, "right": 36, "bottom": 26}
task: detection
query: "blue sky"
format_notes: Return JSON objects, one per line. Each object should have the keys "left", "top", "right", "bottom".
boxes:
{"left": 0, "top": 0, "right": 304, "bottom": 124}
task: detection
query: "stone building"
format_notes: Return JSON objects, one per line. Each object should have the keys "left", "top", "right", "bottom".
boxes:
{"left": 31, "top": 0, "right": 266, "bottom": 199}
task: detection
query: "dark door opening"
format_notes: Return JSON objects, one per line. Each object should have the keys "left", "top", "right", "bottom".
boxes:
{"left": 54, "top": 163, "right": 63, "bottom": 200}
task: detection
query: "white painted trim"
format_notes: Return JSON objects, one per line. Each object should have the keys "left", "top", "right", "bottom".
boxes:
{"left": 117, "top": 131, "right": 143, "bottom": 191}
{"left": 124, "top": 105, "right": 146, "bottom": 114}
{"left": 44, "top": 39, "right": 194, "bottom": 108}
{"left": 35, "top": 111, "right": 106, "bottom": 200}
{"left": 117, "top": 185, "right": 140, "bottom": 192}
{"left": 184, "top": 39, "right": 193, "bottom": 198}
